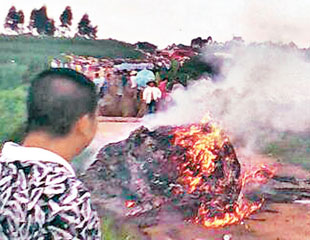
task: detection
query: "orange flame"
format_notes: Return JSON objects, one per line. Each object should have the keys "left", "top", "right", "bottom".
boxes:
{"left": 173, "top": 121, "right": 227, "bottom": 193}
{"left": 196, "top": 165, "right": 275, "bottom": 228}
{"left": 171, "top": 114, "right": 274, "bottom": 228}
{"left": 242, "top": 164, "right": 276, "bottom": 186}
{"left": 196, "top": 199, "right": 262, "bottom": 228}
{"left": 172, "top": 116, "right": 227, "bottom": 188}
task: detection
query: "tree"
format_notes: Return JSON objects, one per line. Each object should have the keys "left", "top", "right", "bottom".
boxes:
{"left": 29, "top": 6, "right": 47, "bottom": 34}
{"left": 59, "top": 6, "right": 73, "bottom": 37}
{"left": 60, "top": 6, "right": 73, "bottom": 28}
{"left": 45, "top": 19, "right": 56, "bottom": 36}
{"left": 191, "top": 36, "right": 213, "bottom": 49}
{"left": 4, "top": 6, "right": 25, "bottom": 33}
{"left": 135, "top": 42, "right": 157, "bottom": 53}
{"left": 174, "top": 56, "right": 216, "bottom": 86}
{"left": 29, "top": 6, "right": 55, "bottom": 36}
{"left": 77, "top": 14, "right": 97, "bottom": 39}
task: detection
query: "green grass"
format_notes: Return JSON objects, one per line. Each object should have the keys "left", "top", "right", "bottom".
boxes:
{"left": 0, "top": 35, "right": 143, "bottom": 84}
{"left": 0, "top": 35, "right": 142, "bottom": 60}
{"left": 101, "top": 217, "right": 141, "bottom": 240}
{"left": 264, "top": 132, "right": 310, "bottom": 169}
{"left": 0, "top": 85, "right": 27, "bottom": 144}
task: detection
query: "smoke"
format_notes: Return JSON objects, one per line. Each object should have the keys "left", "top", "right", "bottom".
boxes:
{"left": 240, "top": 0, "right": 310, "bottom": 48}
{"left": 143, "top": 43, "right": 310, "bottom": 152}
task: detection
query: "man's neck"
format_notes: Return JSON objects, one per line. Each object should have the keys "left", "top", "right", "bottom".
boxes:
{"left": 22, "top": 132, "right": 76, "bottom": 162}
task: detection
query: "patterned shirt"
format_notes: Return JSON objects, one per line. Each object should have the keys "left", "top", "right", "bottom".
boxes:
{"left": 0, "top": 142, "right": 101, "bottom": 239}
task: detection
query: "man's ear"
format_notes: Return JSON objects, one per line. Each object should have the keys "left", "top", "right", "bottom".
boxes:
{"left": 74, "top": 114, "right": 92, "bottom": 137}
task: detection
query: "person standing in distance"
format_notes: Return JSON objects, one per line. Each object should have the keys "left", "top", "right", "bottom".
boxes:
{"left": 0, "top": 68, "right": 101, "bottom": 239}
{"left": 142, "top": 80, "right": 162, "bottom": 114}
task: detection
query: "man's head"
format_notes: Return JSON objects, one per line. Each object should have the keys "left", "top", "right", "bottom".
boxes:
{"left": 147, "top": 80, "right": 156, "bottom": 87}
{"left": 26, "top": 68, "right": 98, "bottom": 154}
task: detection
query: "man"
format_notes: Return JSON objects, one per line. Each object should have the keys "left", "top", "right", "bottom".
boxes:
{"left": 0, "top": 68, "right": 101, "bottom": 239}
{"left": 93, "top": 72, "right": 106, "bottom": 95}
{"left": 142, "top": 80, "right": 162, "bottom": 114}
{"left": 129, "top": 71, "right": 137, "bottom": 89}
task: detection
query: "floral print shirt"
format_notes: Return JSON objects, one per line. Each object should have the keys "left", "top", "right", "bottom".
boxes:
{"left": 0, "top": 142, "right": 101, "bottom": 239}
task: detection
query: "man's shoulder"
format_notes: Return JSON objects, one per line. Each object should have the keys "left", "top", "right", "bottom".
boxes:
{"left": 0, "top": 158, "right": 90, "bottom": 202}
{"left": 0, "top": 157, "right": 73, "bottom": 174}
{"left": 0, "top": 159, "right": 100, "bottom": 239}
{"left": 0, "top": 158, "right": 79, "bottom": 190}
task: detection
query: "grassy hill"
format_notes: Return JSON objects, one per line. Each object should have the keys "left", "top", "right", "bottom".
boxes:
{"left": 0, "top": 35, "right": 143, "bottom": 84}
{"left": 0, "top": 35, "right": 143, "bottom": 144}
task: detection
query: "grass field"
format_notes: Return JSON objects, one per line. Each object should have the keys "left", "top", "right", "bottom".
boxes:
{"left": 0, "top": 35, "right": 143, "bottom": 85}
{"left": 264, "top": 132, "right": 310, "bottom": 170}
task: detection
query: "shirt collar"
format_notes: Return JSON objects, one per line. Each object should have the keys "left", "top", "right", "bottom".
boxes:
{"left": 0, "top": 142, "right": 76, "bottom": 176}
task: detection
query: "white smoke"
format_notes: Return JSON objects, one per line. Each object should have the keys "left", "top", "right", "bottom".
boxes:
{"left": 143, "top": 43, "right": 310, "bottom": 152}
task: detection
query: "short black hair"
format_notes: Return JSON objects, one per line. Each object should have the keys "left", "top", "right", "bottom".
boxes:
{"left": 26, "top": 68, "right": 98, "bottom": 137}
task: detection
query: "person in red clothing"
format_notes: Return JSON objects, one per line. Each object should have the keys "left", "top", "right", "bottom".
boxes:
{"left": 157, "top": 78, "right": 168, "bottom": 111}
{"left": 158, "top": 77, "right": 168, "bottom": 99}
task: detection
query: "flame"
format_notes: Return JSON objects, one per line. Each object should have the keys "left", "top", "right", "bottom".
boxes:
{"left": 172, "top": 116, "right": 227, "bottom": 193}
{"left": 242, "top": 164, "right": 276, "bottom": 186}
{"left": 196, "top": 165, "right": 275, "bottom": 228}
{"left": 171, "top": 114, "right": 274, "bottom": 228}
{"left": 173, "top": 120, "right": 227, "bottom": 193}
{"left": 196, "top": 199, "right": 262, "bottom": 228}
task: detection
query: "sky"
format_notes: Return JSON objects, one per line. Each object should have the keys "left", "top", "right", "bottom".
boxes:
{"left": 1, "top": 0, "right": 310, "bottom": 49}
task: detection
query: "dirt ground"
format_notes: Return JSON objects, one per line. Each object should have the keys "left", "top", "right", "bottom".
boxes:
{"left": 94, "top": 117, "right": 142, "bottom": 147}
{"left": 95, "top": 119, "right": 310, "bottom": 240}
{"left": 142, "top": 203, "right": 310, "bottom": 240}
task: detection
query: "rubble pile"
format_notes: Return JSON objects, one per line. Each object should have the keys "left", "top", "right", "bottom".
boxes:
{"left": 82, "top": 123, "right": 242, "bottom": 227}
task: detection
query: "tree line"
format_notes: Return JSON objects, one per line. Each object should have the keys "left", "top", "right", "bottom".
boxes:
{"left": 4, "top": 6, "right": 98, "bottom": 39}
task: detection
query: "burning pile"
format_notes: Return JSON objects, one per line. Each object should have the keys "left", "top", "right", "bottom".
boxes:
{"left": 82, "top": 119, "right": 269, "bottom": 228}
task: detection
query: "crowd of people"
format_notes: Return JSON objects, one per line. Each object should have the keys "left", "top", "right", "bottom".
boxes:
{"left": 51, "top": 55, "right": 181, "bottom": 116}
{"left": 93, "top": 68, "right": 170, "bottom": 116}
{"left": 48, "top": 43, "right": 198, "bottom": 117}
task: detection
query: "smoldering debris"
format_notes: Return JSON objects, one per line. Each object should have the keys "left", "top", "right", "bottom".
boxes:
{"left": 81, "top": 124, "right": 242, "bottom": 227}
